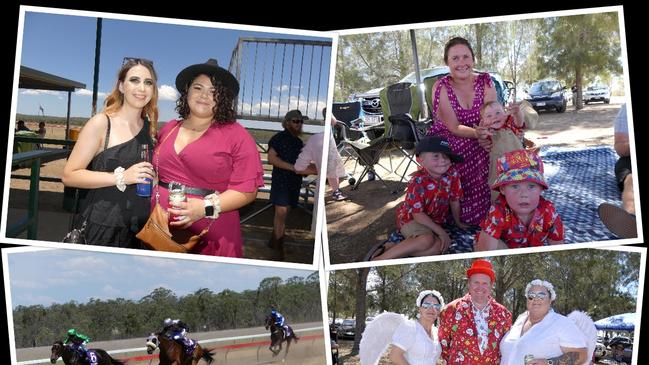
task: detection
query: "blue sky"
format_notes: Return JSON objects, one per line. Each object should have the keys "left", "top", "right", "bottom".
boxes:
{"left": 16, "top": 10, "right": 332, "bottom": 122}
{"left": 6, "top": 249, "right": 317, "bottom": 308}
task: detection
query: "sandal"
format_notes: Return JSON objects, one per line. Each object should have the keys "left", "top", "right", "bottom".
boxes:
{"left": 363, "top": 241, "right": 387, "bottom": 261}
{"left": 598, "top": 203, "right": 637, "bottom": 239}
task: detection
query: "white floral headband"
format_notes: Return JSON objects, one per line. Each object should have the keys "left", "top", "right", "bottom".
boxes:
{"left": 525, "top": 279, "right": 557, "bottom": 301}
{"left": 416, "top": 290, "right": 445, "bottom": 308}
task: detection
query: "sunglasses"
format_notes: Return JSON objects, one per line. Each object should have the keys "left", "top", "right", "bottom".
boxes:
{"left": 291, "top": 119, "right": 304, "bottom": 124}
{"left": 526, "top": 291, "right": 549, "bottom": 300}
{"left": 122, "top": 57, "right": 154, "bottom": 66}
{"left": 420, "top": 302, "right": 442, "bottom": 310}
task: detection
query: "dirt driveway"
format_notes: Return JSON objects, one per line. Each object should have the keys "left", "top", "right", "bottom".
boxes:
{"left": 325, "top": 101, "right": 624, "bottom": 265}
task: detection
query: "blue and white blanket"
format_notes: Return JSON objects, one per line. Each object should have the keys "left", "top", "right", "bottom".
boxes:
{"left": 388, "top": 146, "right": 623, "bottom": 254}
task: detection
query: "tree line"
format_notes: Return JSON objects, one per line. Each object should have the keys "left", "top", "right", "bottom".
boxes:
{"left": 328, "top": 250, "right": 640, "bottom": 354}
{"left": 335, "top": 12, "right": 621, "bottom": 110}
{"left": 13, "top": 273, "right": 321, "bottom": 348}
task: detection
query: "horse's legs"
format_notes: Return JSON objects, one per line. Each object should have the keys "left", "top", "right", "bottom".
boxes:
{"left": 283, "top": 338, "right": 291, "bottom": 359}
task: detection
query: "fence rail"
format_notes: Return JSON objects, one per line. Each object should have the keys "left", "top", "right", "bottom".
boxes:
{"left": 229, "top": 37, "right": 332, "bottom": 124}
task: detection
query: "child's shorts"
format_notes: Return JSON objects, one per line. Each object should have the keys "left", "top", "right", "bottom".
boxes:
{"left": 400, "top": 220, "right": 438, "bottom": 238}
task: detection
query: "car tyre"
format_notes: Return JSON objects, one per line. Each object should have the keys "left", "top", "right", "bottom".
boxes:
{"left": 556, "top": 103, "right": 566, "bottom": 113}
{"left": 605, "top": 98, "right": 610, "bottom": 104}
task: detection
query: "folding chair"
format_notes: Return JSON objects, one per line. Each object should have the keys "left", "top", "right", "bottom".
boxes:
{"left": 379, "top": 82, "right": 428, "bottom": 184}
{"left": 332, "top": 101, "right": 364, "bottom": 145}
{"left": 342, "top": 136, "right": 392, "bottom": 191}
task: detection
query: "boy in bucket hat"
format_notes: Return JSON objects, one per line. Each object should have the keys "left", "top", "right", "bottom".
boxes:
{"left": 475, "top": 149, "right": 564, "bottom": 251}
{"left": 371, "top": 136, "right": 470, "bottom": 260}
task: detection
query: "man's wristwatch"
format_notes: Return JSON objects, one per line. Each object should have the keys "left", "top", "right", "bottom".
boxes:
{"left": 204, "top": 198, "right": 214, "bottom": 217}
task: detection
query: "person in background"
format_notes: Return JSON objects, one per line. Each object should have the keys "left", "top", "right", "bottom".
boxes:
{"left": 267, "top": 109, "right": 307, "bottom": 259}
{"left": 294, "top": 107, "right": 348, "bottom": 202}
{"left": 16, "top": 120, "right": 31, "bottom": 132}
{"left": 598, "top": 103, "right": 637, "bottom": 238}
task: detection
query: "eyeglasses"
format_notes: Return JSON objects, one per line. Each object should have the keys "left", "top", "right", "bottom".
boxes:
{"left": 122, "top": 57, "right": 154, "bottom": 66}
{"left": 526, "top": 291, "right": 549, "bottom": 300}
{"left": 420, "top": 302, "right": 442, "bottom": 310}
{"left": 291, "top": 119, "right": 304, "bottom": 124}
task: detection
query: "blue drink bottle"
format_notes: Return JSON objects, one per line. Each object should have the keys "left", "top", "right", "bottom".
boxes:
{"left": 136, "top": 144, "right": 152, "bottom": 197}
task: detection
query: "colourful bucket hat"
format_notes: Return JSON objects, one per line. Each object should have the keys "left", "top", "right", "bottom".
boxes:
{"left": 491, "top": 149, "right": 548, "bottom": 191}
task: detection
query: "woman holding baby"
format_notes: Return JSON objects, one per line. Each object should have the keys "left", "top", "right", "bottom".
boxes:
{"left": 428, "top": 37, "right": 527, "bottom": 226}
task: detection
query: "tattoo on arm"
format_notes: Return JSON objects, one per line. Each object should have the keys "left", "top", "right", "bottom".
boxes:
{"left": 547, "top": 352, "right": 579, "bottom": 365}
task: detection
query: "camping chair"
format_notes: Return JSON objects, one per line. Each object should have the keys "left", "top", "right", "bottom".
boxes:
{"left": 332, "top": 101, "right": 364, "bottom": 145}
{"left": 341, "top": 136, "right": 392, "bottom": 191}
{"left": 331, "top": 101, "right": 365, "bottom": 169}
{"left": 379, "top": 82, "right": 428, "bottom": 184}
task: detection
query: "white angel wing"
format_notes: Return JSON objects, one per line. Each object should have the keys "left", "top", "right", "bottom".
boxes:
{"left": 359, "top": 312, "right": 406, "bottom": 365}
{"left": 568, "top": 310, "right": 598, "bottom": 365}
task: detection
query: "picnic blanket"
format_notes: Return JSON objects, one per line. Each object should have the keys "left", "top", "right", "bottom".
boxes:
{"left": 387, "top": 146, "right": 623, "bottom": 254}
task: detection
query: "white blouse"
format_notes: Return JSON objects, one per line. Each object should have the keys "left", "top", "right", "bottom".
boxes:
{"left": 500, "top": 310, "right": 587, "bottom": 365}
{"left": 392, "top": 319, "right": 442, "bottom": 365}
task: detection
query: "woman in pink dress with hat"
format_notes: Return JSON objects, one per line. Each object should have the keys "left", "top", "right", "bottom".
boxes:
{"left": 154, "top": 59, "right": 264, "bottom": 257}
{"left": 428, "top": 37, "right": 496, "bottom": 225}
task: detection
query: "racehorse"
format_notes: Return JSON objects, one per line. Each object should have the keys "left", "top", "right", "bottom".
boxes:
{"left": 145, "top": 333, "right": 214, "bottom": 365}
{"left": 264, "top": 315, "right": 299, "bottom": 357}
{"left": 50, "top": 340, "right": 126, "bottom": 365}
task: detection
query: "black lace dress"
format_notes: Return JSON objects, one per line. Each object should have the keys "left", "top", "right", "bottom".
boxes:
{"left": 78, "top": 116, "right": 153, "bottom": 248}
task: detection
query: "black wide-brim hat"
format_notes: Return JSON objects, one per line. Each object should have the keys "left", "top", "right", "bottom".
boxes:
{"left": 175, "top": 58, "right": 240, "bottom": 96}
{"left": 415, "top": 136, "right": 463, "bottom": 163}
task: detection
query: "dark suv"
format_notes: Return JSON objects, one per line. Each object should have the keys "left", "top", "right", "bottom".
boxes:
{"left": 525, "top": 79, "right": 568, "bottom": 113}
{"left": 349, "top": 66, "right": 512, "bottom": 123}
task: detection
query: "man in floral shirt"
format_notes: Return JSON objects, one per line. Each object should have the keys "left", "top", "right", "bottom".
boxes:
{"left": 438, "top": 259, "right": 512, "bottom": 364}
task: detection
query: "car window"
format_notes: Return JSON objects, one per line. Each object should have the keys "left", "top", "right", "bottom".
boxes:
{"left": 531, "top": 81, "right": 560, "bottom": 93}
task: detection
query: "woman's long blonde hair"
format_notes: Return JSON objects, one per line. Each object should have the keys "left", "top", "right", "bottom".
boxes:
{"left": 103, "top": 58, "right": 159, "bottom": 141}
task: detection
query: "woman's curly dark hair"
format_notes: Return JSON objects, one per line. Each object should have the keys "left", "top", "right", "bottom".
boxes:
{"left": 175, "top": 74, "right": 237, "bottom": 124}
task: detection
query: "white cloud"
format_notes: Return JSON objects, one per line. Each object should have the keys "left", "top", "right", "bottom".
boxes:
{"left": 21, "top": 89, "right": 62, "bottom": 96}
{"left": 10, "top": 279, "right": 47, "bottom": 289}
{"left": 75, "top": 89, "right": 107, "bottom": 98}
{"left": 16, "top": 293, "right": 57, "bottom": 307}
{"left": 132, "top": 255, "right": 177, "bottom": 268}
{"left": 101, "top": 284, "right": 121, "bottom": 296}
{"left": 64, "top": 256, "right": 109, "bottom": 270}
{"left": 158, "top": 84, "right": 179, "bottom": 101}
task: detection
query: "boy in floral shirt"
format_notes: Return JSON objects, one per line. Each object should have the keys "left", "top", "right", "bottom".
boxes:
{"left": 371, "top": 136, "right": 469, "bottom": 260}
{"left": 475, "top": 149, "right": 564, "bottom": 251}
{"left": 439, "top": 259, "right": 512, "bottom": 364}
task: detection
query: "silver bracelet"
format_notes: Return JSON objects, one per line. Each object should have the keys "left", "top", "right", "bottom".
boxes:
{"left": 204, "top": 192, "right": 221, "bottom": 219}
{"left": 114, "top": 166, "right": 126, "bottom": 192}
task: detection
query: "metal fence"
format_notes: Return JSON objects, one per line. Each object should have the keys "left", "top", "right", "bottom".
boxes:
{"left": 229, "top": 37, "right": 332, "bottom": 124}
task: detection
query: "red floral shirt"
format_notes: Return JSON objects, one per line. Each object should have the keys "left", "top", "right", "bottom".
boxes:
{"left": 439, "top": 294, "right": 512, "bottom": 364}
{"left": 478, "top": 195, "right": 564, "bottom": 248}
{"left": 396, "top": 167, "right": 463, "bottom": 228}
